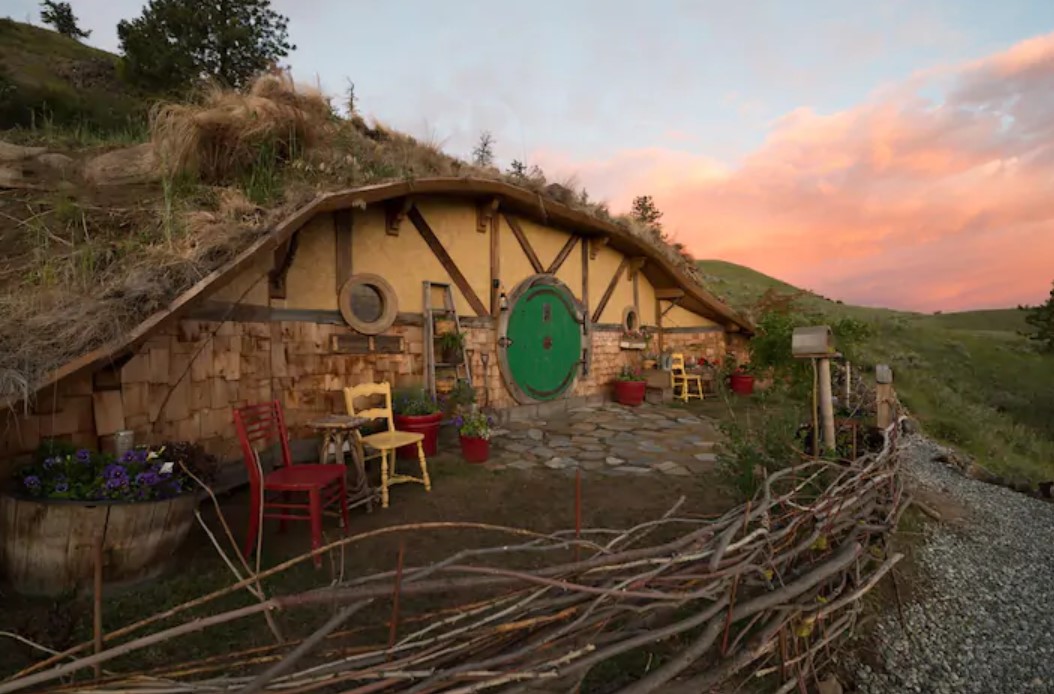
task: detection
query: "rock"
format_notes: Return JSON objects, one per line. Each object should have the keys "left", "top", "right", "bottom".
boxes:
{"left": 605, "top": 456, "right": 625, "bottom": 466}
{"left": 82, "top": 143, "right": 160, "bottom": 186}
{"left": 526, "top": 428, "right": 544, "bottom": 441}
{"left": 507, "top": 460, "right": 537, "bottom": 470}
{"left": 543, "top": 457, "right": 567, "bottom": 469}
{"left": 577, "top": 450, "right": 606, "bottom": 460}
{"left": 901, "top": 417, "right": 920, "bottom": 435}
{"left": 817, "top": 675, "right": 843, "bottom": 694}
{"left": 0, "top": 141, "right": 46, "bottom": 162}
{"left": 694, "top": 452, "right": 717, "bottom": 462}
{"left": 36, "top": 152, "right": 74, "bottom": 173}
{"left": 613, "top": 466, "right": 651, "bottom": 475}
{"left": 0, "top": 165, "right": 33, "bottom": 189}
{"left": 965, "top": 462, "right": 1000, "bottom": 484}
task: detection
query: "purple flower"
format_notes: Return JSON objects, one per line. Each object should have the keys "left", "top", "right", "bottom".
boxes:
{"left": 134, "top": 449, "right": 149, "bottom": 464}
{"left": 75, "top": 449, "right": 92, "bottom": 464}
{"left": 120, "top": 450, "right": 137, "bottom": 464}
{"left": 23, "top": 475, "right": 41, "bottom": 490}
{"left": 106, "top": 477, "right": 128, "bottom": 490}
{"left": 54, "top": 479, "right": 69, "bottom": 493}
{"left": 454, "top": 416, "right": 464, "bottom": 428}
{"left": 135, "top": 471, "right": 161, "bottom": 487}
{"left": 43, "top": 457, "right": 59, "bottom": 470}
{"left": 104, "top": 463, "right": 127, "bottom": 480}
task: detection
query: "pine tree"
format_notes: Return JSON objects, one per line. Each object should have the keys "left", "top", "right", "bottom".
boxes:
{"left": 631, "top": 195, "right": 664, "bottom": 238}
{"left": 472, "top": 131, "right": 495, "bottom": 167}
{"left": 507, "top": 159, "right": 527, "bottom": 179}
{"left": 40, "top": 1, "right": 90, "bottom": 40}
{"left": 117, "top": 0, "right": 294, "bottom": 92}
{"left": 1020, "top": 282, "right": 1054, "bottom": 352}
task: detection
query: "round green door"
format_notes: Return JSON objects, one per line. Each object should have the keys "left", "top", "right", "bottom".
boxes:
{"left": 505, "top": 282, "right": 583, "bottom": 401}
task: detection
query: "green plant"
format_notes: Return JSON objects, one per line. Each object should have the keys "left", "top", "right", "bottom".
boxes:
{"left": 615, "top": 365, "right": 644, "bottom": 382}
{"left": 437, "top": 330, "right": 466, "bottom": 358}
{"left": 1020, "top": 281, "right": 1054, "bottom": 353}
{"left": 716, "top": 394, "right": 805, "bottom": 499}
{"left": 441, "top": 379, "right": 476, "bottom": 413}
{"left": 455, "top": 410, "right": 493, "bottom": 440}
{"left": 393, "top": 388, "right": 440, "bottom": 416}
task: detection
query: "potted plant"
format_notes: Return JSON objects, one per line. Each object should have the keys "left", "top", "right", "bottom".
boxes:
{"left": 0, "top": 440, "right": 216, "bottom": 596}
{"left": 613, "top": 365, "right": 647, "bottom": 406}
{"left": 455, "top": 409, "right": 493, "bottom": 463}
{"left": 437, "top": 330, "right": 466, "bottom": 364}
{"left": 642, "top": 352, "right": 658, "bottom": 370}
{"left": 393, "top": 388, "right": 442, "bottom": 459}
{"left": 619, "top": 327, "right": 651, "bottom": 351}
{"left": 441, "top": 379, "right": 477, "bottom": 417}
{"left": 729, "top": 362, "right": 755, "bottom": 395}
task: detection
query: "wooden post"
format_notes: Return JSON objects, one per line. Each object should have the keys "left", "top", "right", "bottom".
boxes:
{"left": 876, "top": 364, "right": 894, "bottom": 430}
{"left": 844, "top": 361, "right": 851, "bottom": 402}
{"left": 818, "top": 357, "right": 836, "bottom": 452}
{"left": 93, "top": 535, "right": 104, "bottom": 680}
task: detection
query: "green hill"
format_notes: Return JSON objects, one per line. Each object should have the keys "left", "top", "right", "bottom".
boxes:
{"left": 0, "top": 18, "right": 146, "bottom": 135}
{"left": 699, "top": 260, "right": 1054, "bottom": 483}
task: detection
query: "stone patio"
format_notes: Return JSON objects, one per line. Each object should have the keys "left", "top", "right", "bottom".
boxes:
{"left": 484, "top": 403, "right": 720, "bottom": 477}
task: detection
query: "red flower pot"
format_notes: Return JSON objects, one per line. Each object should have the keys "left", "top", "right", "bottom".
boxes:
{"left": 614, "top": 380, "right": 647, "bottom": 406}
{"left": 729, "top": 373, "right": 755, "bottom": 396}
{"left": 459, "top": 435, "right": 490, "bottom": 463}
{"left": 394, "top": 412, "right": 442, "bottom": 459}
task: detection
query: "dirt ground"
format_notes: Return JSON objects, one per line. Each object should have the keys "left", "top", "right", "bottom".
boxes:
{"left": 0, "top": 433, "right": 732, "bottom": 681}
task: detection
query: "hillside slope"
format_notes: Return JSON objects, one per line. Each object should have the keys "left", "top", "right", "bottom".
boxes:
{"left": 699, "top": 260, "right": 1054, "bottom": 483}
{"left": 0, "top": 18, "right": 146, "bottom": 131}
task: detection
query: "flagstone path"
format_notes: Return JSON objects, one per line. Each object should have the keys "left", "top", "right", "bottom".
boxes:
{"left": 485, "top": 403, "right": 721, "bottom": 477}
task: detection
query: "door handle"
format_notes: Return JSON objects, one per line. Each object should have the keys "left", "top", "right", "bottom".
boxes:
{"left": 498, "top": 336, "right": 514, "bottom": 348}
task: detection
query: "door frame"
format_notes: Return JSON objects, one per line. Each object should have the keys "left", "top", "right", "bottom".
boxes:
{"left": 497, "top": 274, "right": 592, "bottom": 404}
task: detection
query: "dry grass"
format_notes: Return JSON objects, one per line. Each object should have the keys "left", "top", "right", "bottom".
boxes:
{"left": 151, "top": 72, "right": 331, "bottom": 182}
{"left": 0, "top": 72, "right": 720, "bottom": 401}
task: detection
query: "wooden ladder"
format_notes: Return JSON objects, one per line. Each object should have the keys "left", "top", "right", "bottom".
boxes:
{"left": 423, "top": 281, "right": 472, "bottom": 399}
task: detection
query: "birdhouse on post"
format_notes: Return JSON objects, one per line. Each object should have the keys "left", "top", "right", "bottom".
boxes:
{"left": 792, "top": 325, "right": 836, "bottom": 359}
{"left": 792, "top": 326, "right": 838, "bottom": 455}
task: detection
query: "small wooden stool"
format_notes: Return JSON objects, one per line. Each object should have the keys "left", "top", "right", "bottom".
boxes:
{"left": 308, "top": 415, "right": 373, "bottom": 512}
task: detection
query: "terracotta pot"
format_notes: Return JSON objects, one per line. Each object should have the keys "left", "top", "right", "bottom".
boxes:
{"left": 394, "top": 412, "right": 442, "bottom": 459}
{"left": 729, "top": 373, "right": 755, "bottom": 395}
{"left": 0, "top": 492, "right": 197, "bottom": 596}
{"left": 459, "top": 435, "right": 490, "bottom": 463}
{"left": 614, "top": 380, "right": 647, "bottom": 406}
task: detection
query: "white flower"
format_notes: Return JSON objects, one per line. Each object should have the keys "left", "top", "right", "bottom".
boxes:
{"left": 160, "top": 462, "right": 175, "bottom": 475}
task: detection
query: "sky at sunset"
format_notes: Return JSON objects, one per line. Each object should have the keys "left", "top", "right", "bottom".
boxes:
{"left": 8, "top": 0, "right": 1054, "bottom": 311}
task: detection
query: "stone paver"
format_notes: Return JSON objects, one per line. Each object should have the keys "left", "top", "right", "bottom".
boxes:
{"left": 490, "top": 403, "right": 721, "bottom": 478}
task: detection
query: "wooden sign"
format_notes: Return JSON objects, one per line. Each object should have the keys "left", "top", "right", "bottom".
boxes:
{"left": 330, "top": 334, "right": 404, "bottom": 355}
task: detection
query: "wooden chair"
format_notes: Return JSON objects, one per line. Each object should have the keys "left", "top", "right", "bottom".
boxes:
{"left": 670, "top": 353, "right": 704, "bottom": 403}
{"left": 343, "top": 382, "right": 432, "bottom": 509}
{"left": 234, "top": 401, "right": 350, "bottom": 568}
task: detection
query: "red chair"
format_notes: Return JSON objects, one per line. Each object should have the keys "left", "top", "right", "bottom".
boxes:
{"left": 234, "top": 401, "right": 351, "bottom": 568}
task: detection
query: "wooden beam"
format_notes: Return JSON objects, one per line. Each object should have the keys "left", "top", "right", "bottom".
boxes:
{"left": 589, "top": 236, "right": 608, "bottom": 260}
{"left": 591, "top": 257, "right": 628, "bottom": 324}
{"left": 660, "top": 296, "right": 684, "bottom": 319}
{"left": 503, "top": 213, "right": 544, "bottom": 273}
{"left": 386, "top": 197, "right": 413, "bottom": 235}
{"left": 633, "top": 269, "right": 640, "bottom": 312}
{"left": 546, "top": 235, "right": 579, "bottom": 275}
{"left": 654, "top": 288, "right": 685, "bottom": 300}
{"left": 655, "top": 297, "right": 663, "bottom": 352}
{"left": 408, "top": 206, "right": 488, "bottom": 317}
{"left": 334, "top": 208, "right": 353, "bottom": 295}
{"left": 267, "top": 233, "right": 299, "bottom": 299}
{"left": 490, "top": 209, "right": 500, "bottom": 317}
{"left": 628, "top": 257, "right": 646, "bottom": 278}
{"left": 477, "top": 197, "right": 499, "bottom": 234}
{"left": 580, "top": 236, "right": 589, "bottom": 317}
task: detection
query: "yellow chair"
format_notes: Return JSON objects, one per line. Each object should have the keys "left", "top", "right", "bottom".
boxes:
{"left": 670, "top": 353, "right": 704, "bottom": 403}
{"left": 343, "top": 382, "right": 431, "bottom": 509}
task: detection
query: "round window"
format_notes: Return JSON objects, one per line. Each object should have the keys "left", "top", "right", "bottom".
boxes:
{"left": 338, "top": 274, "right": 398, "bottom": 335}
{"left": 622, "top": 306, "right": 640, "bottom": 333}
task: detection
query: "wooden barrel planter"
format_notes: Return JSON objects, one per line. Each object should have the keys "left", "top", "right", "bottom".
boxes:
{"left": 0, "top": 492, "right": 197, "bottom": 596}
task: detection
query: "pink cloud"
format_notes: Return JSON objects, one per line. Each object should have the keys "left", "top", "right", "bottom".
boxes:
{"left": 538, "top": 33, "right": 1054, "bottom": 312}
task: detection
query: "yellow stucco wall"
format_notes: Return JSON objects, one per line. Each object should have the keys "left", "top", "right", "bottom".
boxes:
{"left": 208, "top": 251, "right": 271, "bottom": 306}
{"left": 663, "top": 304, "right": 719, "bottom": 329}
{"left": 279, "top": 213, "right": 338, "bottom": 310}
{"left": 204, "top": 196, "right": 719, "bottom": 329}
{"left": 588, "top": 243, "right": 637, "bottom": 324}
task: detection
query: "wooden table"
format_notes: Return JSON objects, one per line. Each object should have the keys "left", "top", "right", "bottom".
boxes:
{"left": 308, "top": 415, "right": 374, "bottom": 511}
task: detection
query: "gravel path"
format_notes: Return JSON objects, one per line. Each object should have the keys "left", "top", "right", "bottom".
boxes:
{"left": 855, "top": 433, "right": 1054, "bottom": 694}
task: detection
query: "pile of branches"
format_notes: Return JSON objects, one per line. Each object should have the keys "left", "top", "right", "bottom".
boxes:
{"left": 3, "top": 426, "right": 905, "bottom": 694}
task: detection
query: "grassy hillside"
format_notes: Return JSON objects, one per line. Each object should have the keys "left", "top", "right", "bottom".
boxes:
{"left": 700, "top": 260, "right": 1054, "bottom": 483}
{"left": 0, "top": 18, "right": 147, "bottom": 136}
